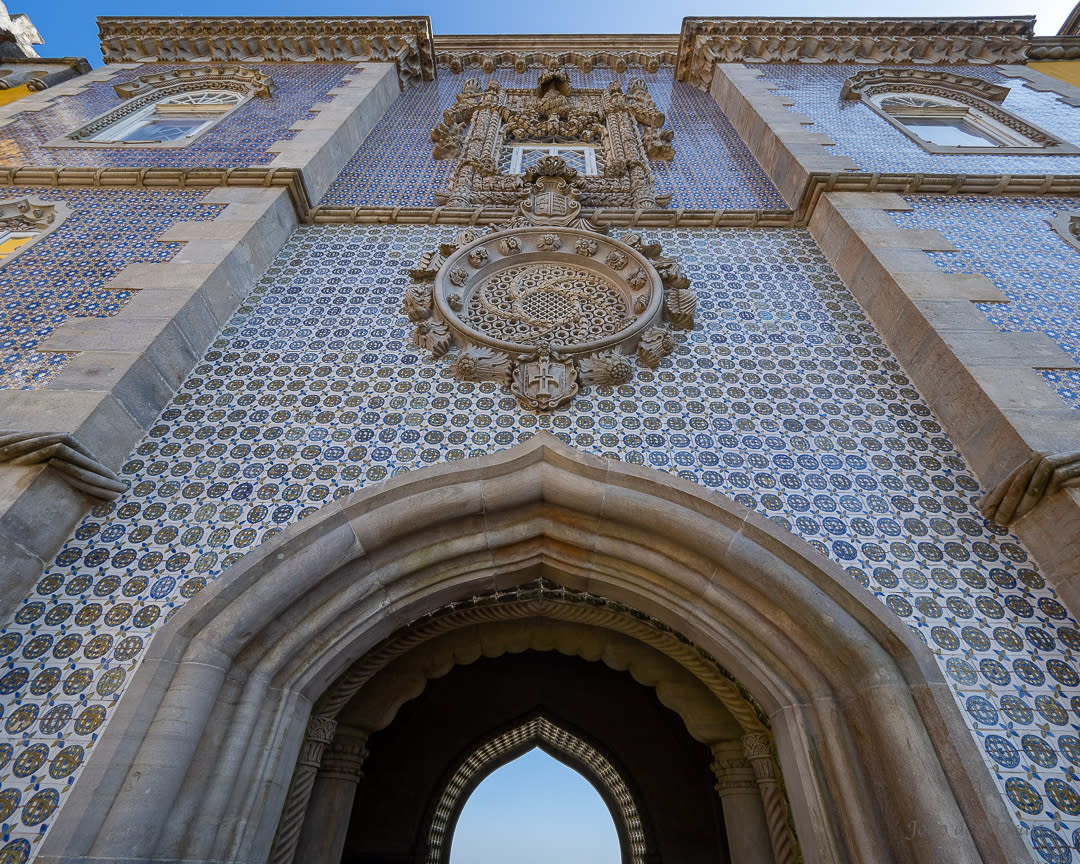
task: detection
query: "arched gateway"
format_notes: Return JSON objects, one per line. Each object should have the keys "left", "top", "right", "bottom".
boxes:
{"left": 36, "top": 434, "right": 1026, "bottom": 864}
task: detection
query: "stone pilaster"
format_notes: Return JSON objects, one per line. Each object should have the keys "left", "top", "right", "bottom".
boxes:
{"left": 292, "top": 729, "right": 370, "bottom": 864}
{"left": 710, "top": 742, "right": 774, "bottom": 864}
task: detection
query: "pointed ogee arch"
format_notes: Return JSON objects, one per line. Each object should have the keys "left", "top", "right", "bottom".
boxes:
{"left": 36, "top": 433, "right": 1028, "bottom": 864}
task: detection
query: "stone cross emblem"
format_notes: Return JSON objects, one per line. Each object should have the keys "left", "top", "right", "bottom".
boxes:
{"left": 511, "top": 346, "right": 579, "bottom": 410}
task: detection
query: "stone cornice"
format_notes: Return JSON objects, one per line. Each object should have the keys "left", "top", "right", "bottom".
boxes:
{"left": 433, "top": 34, "right": 679, "bottom": 74}
{"left": 96, "top": 16, "right": 436, "bottom": 87}
{"left": 676, "top": 17, "right": 1035, "bottom": 87}
{"left": 1028, "top": 35, "right": 1080, "bottom": 60}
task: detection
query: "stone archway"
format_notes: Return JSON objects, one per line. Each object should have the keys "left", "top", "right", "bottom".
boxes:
{"left": 36, "top": 433, "right": 1028, "bottom": 864}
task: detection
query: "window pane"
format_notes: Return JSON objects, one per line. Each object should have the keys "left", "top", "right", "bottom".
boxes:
{"left": 901, "top": 117, "right": 1000, "bottom": 148}
{"left": 121, "top": 118, "right": 207, "bottom": 142}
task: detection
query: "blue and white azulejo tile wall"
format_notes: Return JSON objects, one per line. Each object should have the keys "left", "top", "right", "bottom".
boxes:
{"left": 0, "top": 223, "right": 1078, "bottom": 863}
{"left": 0, "top": 186, "right": 222, "bottom": 390}
{"left": 318, "top": 68, "right": 785, "bottom": 211}
{"left": 892, "top": 195, "right": 1080, "bottom": 409}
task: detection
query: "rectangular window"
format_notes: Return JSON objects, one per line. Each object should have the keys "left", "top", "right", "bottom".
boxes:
{"left": 501, "top": 145, "right": 601, "bottom": 176}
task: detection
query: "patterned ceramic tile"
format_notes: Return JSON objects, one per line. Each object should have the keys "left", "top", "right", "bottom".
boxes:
{"left": 892, "top": 195, "right": 1080, "bottom": 409}
{"left": 754, "top": 64, "right": 1080, "bottom": 175}
{"left": 0, "top": 187, "right": 222, "bottom": 389}
{"left": 318, "top": 68, "right": 785, "bottom": 210}
{"left": 0, "top": 63, "right": 357, "bottom": 168}
{"left": 0, "top": 224, "right": 1074, "bottom": 863}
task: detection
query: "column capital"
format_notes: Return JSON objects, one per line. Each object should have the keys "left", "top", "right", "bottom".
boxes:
{"left": 320, "top": 732, "right": 370, "bottom": 783}
{"left": 297, "top": 714, "right": 338, "bottom": 769}
{"left": 710, "top": 742, "right": 758, "bottom": 797}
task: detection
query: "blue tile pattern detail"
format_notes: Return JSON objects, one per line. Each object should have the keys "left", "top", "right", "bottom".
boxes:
{"left": 0, "top": 63, "right": 355, "bottom": 168}
{"left": 319, "top": 68, "right": 784, "bottom": 210}
{"left": 892, "top": 195, "right": 1080, "bottom": 408}
{"left": 754, "top": 64, "right": 1080, "bottom": 175}
{"left": 0, "top": 187, "right": 222, "bottom": 389}
{"left": 0, "top": 224, "right": 1074, "bottom": 863}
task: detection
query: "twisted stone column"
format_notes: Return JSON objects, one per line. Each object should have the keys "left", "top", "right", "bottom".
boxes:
{"left": 710, "top": 742, "right": 774, "bottom": 864}
{"left": 743, "top": 733, "right": 797, "bottom": 864}
{"left": 268, "top": 714, "right": 337, "bottom": 864}
{"left": 293, "top": 728, "right": 370, "bottom": 864}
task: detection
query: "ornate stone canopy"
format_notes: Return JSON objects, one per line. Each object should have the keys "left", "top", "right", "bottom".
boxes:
{"left": 404, "top": 156, "right": 695, "bottom": 410}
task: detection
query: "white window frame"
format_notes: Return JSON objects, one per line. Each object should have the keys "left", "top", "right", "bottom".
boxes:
{"left": 85, "top": 89, "right": 245, "bottom": 145}
{"left": 505, "top": 144, "right": 600, "bottom": 176}
{"left": 870, "top": 92, "right": 1038, "bottom": 151}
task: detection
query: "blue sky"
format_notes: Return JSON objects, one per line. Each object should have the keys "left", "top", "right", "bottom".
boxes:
{"left": 450, "top": 748, "right": 620, "bottom": 864}
{"left": 23, "top": 0, "right": 1080, "bottom": 65}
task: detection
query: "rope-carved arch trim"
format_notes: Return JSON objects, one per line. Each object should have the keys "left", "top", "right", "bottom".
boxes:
{"left": 425, "top": 715, "right": 648, "bottom": 864}
{"left": 59, "top": 65, "right": 274, "bottom": 144}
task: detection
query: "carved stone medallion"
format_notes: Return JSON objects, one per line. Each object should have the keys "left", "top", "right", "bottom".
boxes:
{"left": 403, "top": 157, "right": 695, "bottom": 410}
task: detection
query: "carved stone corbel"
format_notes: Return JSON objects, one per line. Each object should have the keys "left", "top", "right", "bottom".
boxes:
{"left": 0, "top": 431, "right": 126, "bottom": 500}
{"left": 979, "top": 450, "right": 1080, "bottom": 525}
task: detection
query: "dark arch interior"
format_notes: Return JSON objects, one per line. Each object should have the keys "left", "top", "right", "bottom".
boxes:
{"left": 340, "top": 651, "right": 730, "bottom": 864}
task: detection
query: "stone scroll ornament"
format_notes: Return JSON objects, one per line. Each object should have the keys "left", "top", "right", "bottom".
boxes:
{"left": 0, "top": 431, "right": 126, "bottom": 500}
{"left": 979, "top": 450, "right": 1080, "bottom": 526}
{"left": 403, "top": 156, "right": 695, "bottom": 411}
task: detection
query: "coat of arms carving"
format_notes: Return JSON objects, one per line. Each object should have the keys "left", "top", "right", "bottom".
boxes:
{"left": 403, "top": 157, "right": 695, "bottom": 410}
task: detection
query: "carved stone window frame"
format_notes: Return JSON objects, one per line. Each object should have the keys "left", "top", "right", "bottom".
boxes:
{"left": 45, "top": 65, "right": 275, "bottom": 150}
{"left": 0, "top": 197, "right": 70, "bottom": 268}
{"left": 841, "top": 69, "right": 1080, "bottom": 155}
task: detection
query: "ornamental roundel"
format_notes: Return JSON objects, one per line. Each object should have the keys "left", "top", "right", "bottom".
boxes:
{"left": 403, "top": 157, "right": 695, "bottom": 410}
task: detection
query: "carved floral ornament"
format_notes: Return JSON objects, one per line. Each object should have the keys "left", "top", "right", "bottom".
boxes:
{"left": 403, "top": 156, "right": 695, "bottom": 411}
{"left": 431, "top": 70, "right": 674, "bottom": 209}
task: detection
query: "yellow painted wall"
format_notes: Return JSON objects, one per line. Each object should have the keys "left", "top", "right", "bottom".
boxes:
{"left": 1029, "top": 61, "right": 1080, "bottom": 88}
{"left": 0, "top": 84, "right": 32, "bottom": 107}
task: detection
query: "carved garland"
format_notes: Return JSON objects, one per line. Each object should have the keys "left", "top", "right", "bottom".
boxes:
{"left": 425, "top": 716, "right": 648, "bottom": 864}
{"left": 405, "top": 156, "right": 695, "bottom": 410}
{"left": 438, "top": 50, "right": 674, "bottom": 75}
{"left": 432, "top": 70, "right": 674, "bottom": 210}
{"left": 66, "top": 66, "right": 274, "bottom": 142}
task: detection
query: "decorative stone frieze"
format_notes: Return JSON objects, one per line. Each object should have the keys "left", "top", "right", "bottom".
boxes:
{"left": 113, "top": 65, "right": 276, "bottom": 100}
{"left": 432, "top": 69, "right": 674, "bottom": 209}
{"left": 0, "top": 431, "right": 126, "bottom": 500}
{"left": 1027, "top": 36, "right": 1080, "bottom": 60}
{"left": 840, "top": 68, "right": 1010, "bottom": 103}
{"left": 979, "top": 450, "right": 1080, "bottom": 525}
{"left": 405, "top": 156, "right": 695, "bottom": 409}
{"left": 96, "top": 16, "right": 436, "bottom": 87}
{"left": 676, "top": 17, "right": 1035, "bottom": 88}
{"left": 434, "top": 34, "right": 678, "bottom": 74}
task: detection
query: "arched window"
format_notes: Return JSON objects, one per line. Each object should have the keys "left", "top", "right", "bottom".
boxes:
{"left": 85, "top": 89, "right": 245, "bottom": 143}
{"left": 842, "top": 69, "right": 1079, "bottom": 155}
{"left": 49, "top": 65, "right": 274, "bottom": 149}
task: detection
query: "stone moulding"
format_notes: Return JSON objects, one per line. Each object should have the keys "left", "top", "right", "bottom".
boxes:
{"left": 1028, "top": 36, "right": 1080, "bottom": 60}
{"left": 96, "top": 16, "right": 436, "bottom": 87}
{"left": 675, "top": 16, "right": 1035, "bottom": 88}
{"left": 434, "top": 34, "right": 678, "bottom": 74}
{"left": 0, "top": 431, "right": 126, "bottom": 500}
